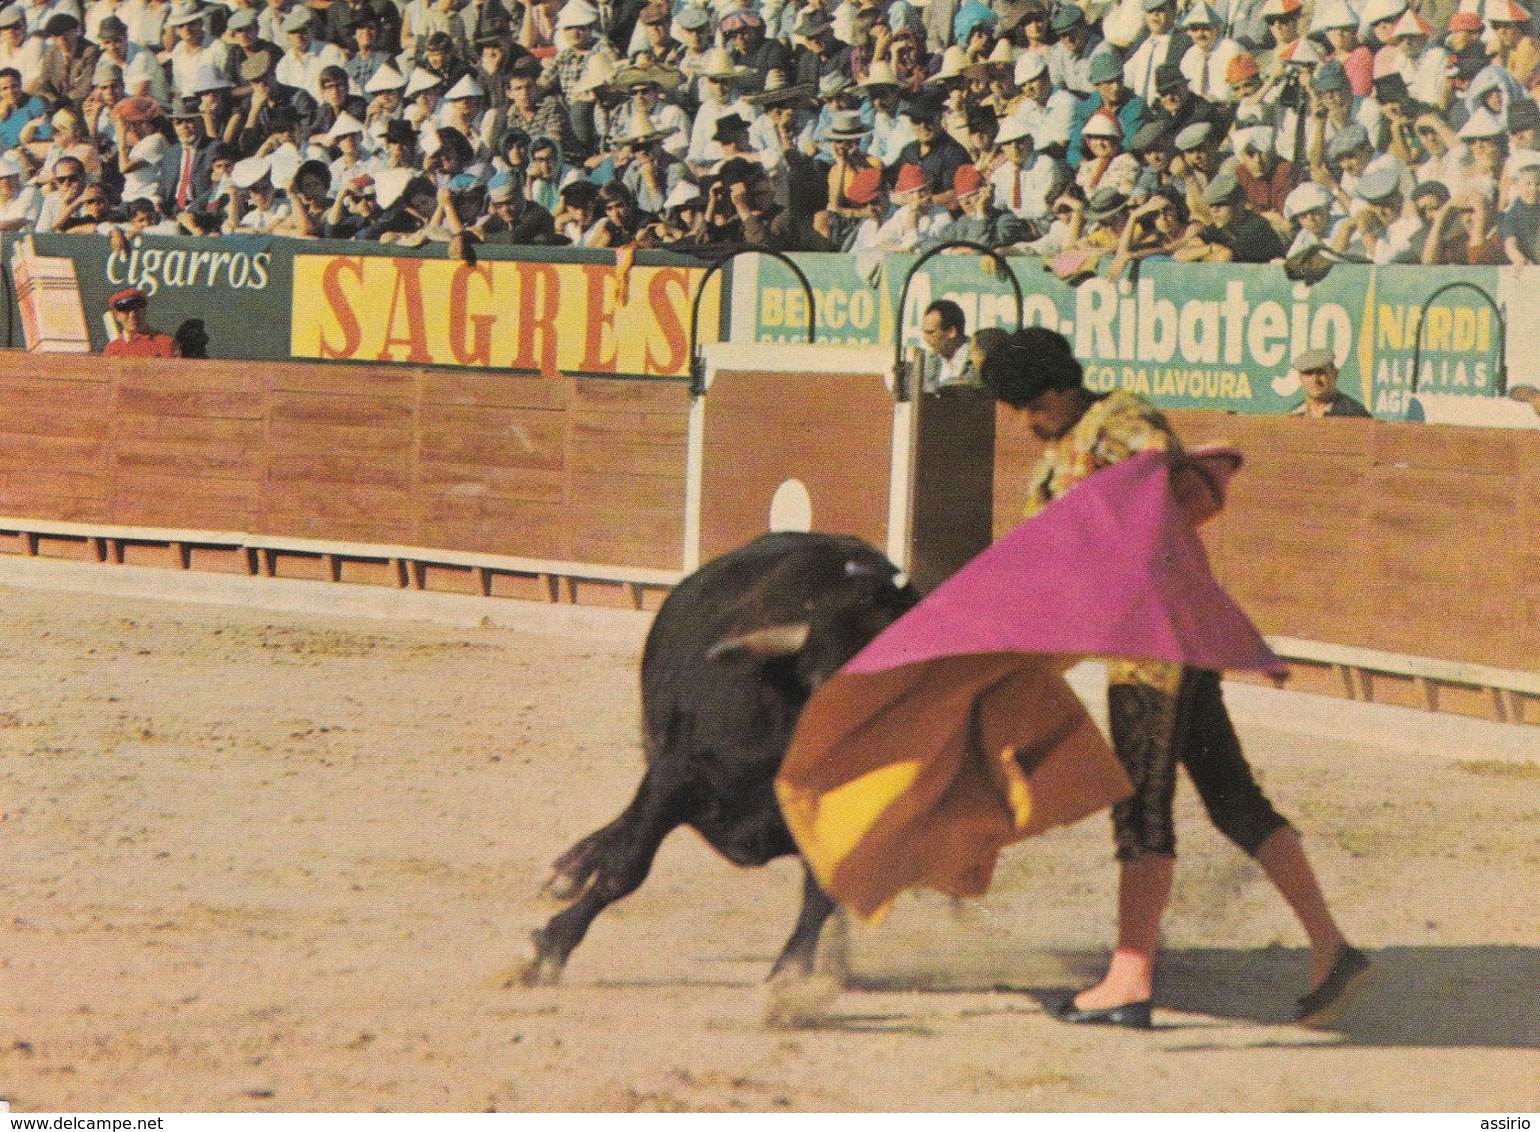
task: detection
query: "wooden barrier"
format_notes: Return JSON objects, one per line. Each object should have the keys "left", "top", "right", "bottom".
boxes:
{"left": 0, "top": 351, "right": 691, "bottom": 572}
{"left": 0, "top": 351, "right": 1534, "bottom": 724}
{"left": 993, "top": 409, "right": 1540, "bottom": 723}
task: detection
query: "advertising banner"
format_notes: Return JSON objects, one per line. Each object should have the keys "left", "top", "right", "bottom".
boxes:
{"left": 731, "top": 252, "right": 1505, "bottom": 420}
{"left": 290, "top": 252, "right": 718, "bottom": 379}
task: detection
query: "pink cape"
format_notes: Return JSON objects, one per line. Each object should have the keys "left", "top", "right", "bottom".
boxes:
{"left": 775, "top": 449, "right": 1283, "bottom": 921}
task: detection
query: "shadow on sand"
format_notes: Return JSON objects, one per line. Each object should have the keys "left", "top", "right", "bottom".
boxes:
{"left": 847, "top": 944, "right": 1540, "bottom": 1049}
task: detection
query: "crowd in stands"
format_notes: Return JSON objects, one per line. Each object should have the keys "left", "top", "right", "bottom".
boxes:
{"left": 1, "top": 0, "right": 1538, "bottom": 266}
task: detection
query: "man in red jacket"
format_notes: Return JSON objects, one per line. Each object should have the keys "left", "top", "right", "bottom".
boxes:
{"left": 102, "top": 288, "right": 180, "bottom": 358}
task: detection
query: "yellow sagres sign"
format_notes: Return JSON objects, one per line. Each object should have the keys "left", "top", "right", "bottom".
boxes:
{"left": 289, "top": 254, "right": 719, "bottom": 377}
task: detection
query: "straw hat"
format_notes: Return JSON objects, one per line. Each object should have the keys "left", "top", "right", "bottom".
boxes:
{"left": 613, "top": 104, "right": 670, "bottom": 146}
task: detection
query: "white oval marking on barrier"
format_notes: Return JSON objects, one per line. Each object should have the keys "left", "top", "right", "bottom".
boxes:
{"left": 769, "top": 479, "right": 813, "bottom": 533}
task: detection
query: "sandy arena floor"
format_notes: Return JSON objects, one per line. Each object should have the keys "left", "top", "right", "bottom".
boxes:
{"left": 0, "top": 562, "right": 1536, "bottom": 1112}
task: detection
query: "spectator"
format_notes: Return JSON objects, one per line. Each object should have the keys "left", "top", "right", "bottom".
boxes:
{"left": 225, "top": 154, "right": 289, "bottom": 232}
{"left": 102, "top": 287, "right": 180, "bottom": 357}
{"left": 113, "top": 96, "right": 166, "bottom": 211}
{"left": 1128, "top": 119, "right": 1178, "bottom": 202}
{"left": 1122, "top": 0, "right": 1186, "bottom": 106}
{"left": 918, "top": 296, "right": 974, "bottom": 391}
{"left": 1179, "top": 2, "right": 1244, "bottom": 102}
{"left": 1234, "top": 123, "right": 1297, "bottom": 229}
{"left": 1180, "top": 169, "right": 1286, "bottom": 260}
{"left": 1010, "top": 52, "right": 1075, "bottom": 158}
{"left": 1108, "top": 189, "right": 1202, "bottom": 274}
{"left": 931, "top": 161, "right": 1031, "bottom": 250}
{"left": 991, "top": 115, "right": 1065, "bottom": 231}
{"left": 893, "top": 95, "right": 971, "bottom": 205}
{"left": 1288, "top": 346, "right": 1371, "bottom": 417}
{"left": 0, "top": 152, "right": 41, "bottom": 229}
{"left": 1074, "top": 55, "right": 1142, "bottom": 165}
{"left": 1500, "top": 148, "right": 1540, "bottom": 263}
{"left": 469, "top": 168, "right": 557, "bottom": 242}
{"left": 865, "top": 158, "right": 949, "bottom": 249}
{"left": 158, "top": 97, "right": 214, "bottom": 215}
{"left": 1076, "top": 110, "right": 1139, "bottom": 197}
{"left": 0, "top": 65, "right": 49, "bottom": 149}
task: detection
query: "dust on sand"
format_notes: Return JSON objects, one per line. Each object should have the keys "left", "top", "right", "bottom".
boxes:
{"left": 0, "top": 582, "right": 1536, "bottom": 1112}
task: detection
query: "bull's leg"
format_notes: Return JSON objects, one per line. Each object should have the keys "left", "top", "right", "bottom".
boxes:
{"left": 543, "top": 815, "right": 627, "bottom": 900}
{"left": 511, "top": 763, "right": 693, "bottom": 987}
{"left": 767, "top": 862, "right": 836, "bottom": 980}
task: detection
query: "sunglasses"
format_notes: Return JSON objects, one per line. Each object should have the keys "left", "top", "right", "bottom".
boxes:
{"left": 53, "top": 173, "right": 80, "bottom": 184}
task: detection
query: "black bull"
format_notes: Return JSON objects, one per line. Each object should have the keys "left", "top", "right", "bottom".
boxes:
{"left": 515, "top": 532, "right": 920, "bottom": 986}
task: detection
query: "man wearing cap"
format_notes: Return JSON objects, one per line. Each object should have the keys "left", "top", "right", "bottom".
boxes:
{"left": 1179, "top": 169, "right": 1286, "bottom": 260}
{"left": 856, "top": 62, "right": 915, "bottom": 167}
{"left": 791, "top": 8, "right": 851, "bottom": 91}
{"left": 467, "top": 168, "right": 559, "bottom": 243}
{"left": 1489, "top": 0, "right": 1538, "bottom": 87}
{"left": 225, "top": 10, "right": 281, "bottom": 91}
{"left": 1068, "top": 52, "right": 1144, "bottom": 169}
{"left": 1145, "top": 61, "right": 1230, "bottom": 139}
{"left": 615, "top": 105, "right": 684, "bottom": 213}
{"left": 325, "top": 0, "right": 402, "bottom": 56}
{"left": 703, "top": 154, "right": 798, "bottom": 248}
{"left": 686, "top": 49, "right": 757, "bottom": 171}
{"left": 1254, "top": 0, "right": 1304, "bottom": 79}
{"left": 34, "top": 13, "right": 98, "bottom": 107}
{"left": 0, "top": 151, "right": 41, "bottom": 230}
{"left": 930, "top": 161, "right": 1032, "bottom": 250}
{"left": 1046, "top": 4, "right": 1102, "bottom": 96}
{"left": 542, "top": 2, "right": 609, "bottom": 107}
{"left": 1287, "top": 346, "right": 1370, "bottom": 416}
{"left": 1179, "top": 2, "right": 1243, "bottom": 102}
{"left": 991, "top": 115, "right": 1065, "bottom": 229}
{"left": 166, "top": 4, "right": 230, "bottom": 100}
{"left": 277, "top": 6, "right": 347, "bottom": 99}
{"left": 1279, "top": 177, "right": 1340, "bottom": 260}
{"left": 0, "top": 8, "right": 45, "bottom": 95}
{"left": 1322, "top": 159, "right": 1415, "bottom": 261}
{"left": 1233, "top": 124, "right": 1296, "bottom": 224}
{"left": 1010, "top": 54, "right": 1075, "bottom": 155}
{"left": 1500, "top": 148, "right": 1540, "bottom": 263}
{"left": 468, "top": 31, "right": 514, "bottom": 113}
{"left": 102, "top": 288, "right": 180, "bottom": 359}
{"left": 339, "top": 11, "right": 393, "bottom": 95}
{"left": 866, "top": 159, "right": 950, "bottom": 249}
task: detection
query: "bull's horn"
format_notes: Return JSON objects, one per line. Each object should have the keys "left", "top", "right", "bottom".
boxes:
{"left": 706, "top": 623, "right": 811, "bottom": 661}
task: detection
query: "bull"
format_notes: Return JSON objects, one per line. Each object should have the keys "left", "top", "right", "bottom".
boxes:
{"left": 515, "top": 531, "right": 918, "bottom": 986}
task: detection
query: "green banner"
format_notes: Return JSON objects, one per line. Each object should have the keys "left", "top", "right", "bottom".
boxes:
{"left": 735, "top": 253, "right": 1504, "bottom": 420}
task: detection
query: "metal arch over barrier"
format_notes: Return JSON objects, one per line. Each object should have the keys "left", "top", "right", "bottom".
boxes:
{"left": 1410, "top": 280, "right": 1507, "bottom": 396}
{"left": 687, "top": 247, "right": 817, "bottom": 396}
{"left": 892, "top": 241, "right": 1024, "bottom": 402}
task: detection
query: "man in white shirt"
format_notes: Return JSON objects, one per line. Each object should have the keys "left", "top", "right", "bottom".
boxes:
{"left": 275, "top": 5, "right": 343, "bottom": 98}
{"left": 166, "top": 5, "right": 230, "bottom": 99}
{"left": 1010, "top": 53, "right": 1076, "bottom": 154}
{"left": 1178, "top": 2, "right": 1244, "bottom": 102}
{"left": 990, "top": 115, "right": 1065, "bottom": 230}
{"left": 919, "top": 298, "right": 974, "bottom": 391}
{"left": 1122, "top": 0, "right": 1184, "bottom": 106}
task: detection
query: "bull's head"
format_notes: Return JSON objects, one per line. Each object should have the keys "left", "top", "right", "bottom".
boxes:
{"left": 707, "top": 556, "right": 918, "bottom": 691}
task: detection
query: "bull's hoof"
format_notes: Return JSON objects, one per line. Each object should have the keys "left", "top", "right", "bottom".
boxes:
{"left": 541, "top": 870, "right": 589, "bottom": 902}
{"left": 495, "top": 935, "right": 566, "bottom": 988}
{"left": 763, "top": 970, "right": 841, "bottom": 1029}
